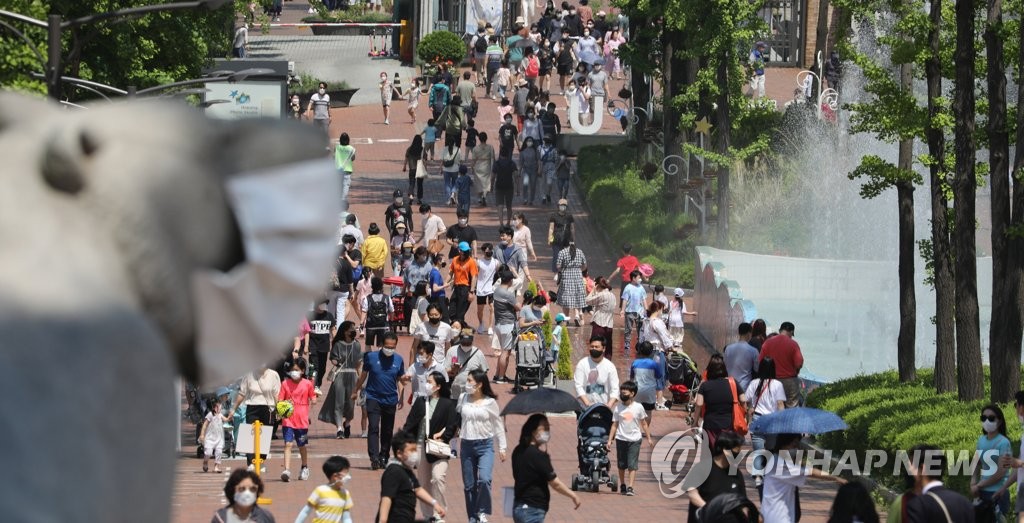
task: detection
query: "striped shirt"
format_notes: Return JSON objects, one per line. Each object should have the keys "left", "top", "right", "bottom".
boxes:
{"left": 306, "top": 485, "right": 353, "bottom": 523}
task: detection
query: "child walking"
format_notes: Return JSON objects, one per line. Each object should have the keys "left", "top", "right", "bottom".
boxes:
{"left": 552, "top": 313, "right": 566, "bottom": 362}
{"left": 423, "top": 119, "right": 438, "bottom": 160}
{"left": 455, "top": 165, "right": 474, "bottom": 216}
{"left": 199, "top": 399, "right": 228, "bottom": 473}
{"left": 608, "top": 380, "right": 652, "bottom": 496}
{"left": 279, "top": 358, "right": 317, "bottom": 482}
{"left": 294, "top": 456, "right": 355, "bottom": 523}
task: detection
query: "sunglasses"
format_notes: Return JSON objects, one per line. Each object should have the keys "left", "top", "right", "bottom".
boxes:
{"left": 981, "top": 415, "right": 998, "bottom": 422}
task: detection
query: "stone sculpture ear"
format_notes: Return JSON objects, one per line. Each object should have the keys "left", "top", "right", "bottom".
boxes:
{"left": 40, "top": 127, "right": 99, "bottom": 194}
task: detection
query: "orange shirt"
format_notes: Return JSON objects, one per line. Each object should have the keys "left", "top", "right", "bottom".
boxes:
{"left": 451, "top": 255, "right": 479, "bottom": 287}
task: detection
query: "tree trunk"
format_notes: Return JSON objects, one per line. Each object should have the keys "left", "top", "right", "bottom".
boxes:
{"left": 986, "top": 0, "right": 1018, "bottom": 403}
{"left": 926, "top": 0, "right": 956, "bottom": 394}
{"left": 896, "top": 53, "right": 916, "bottom": 382}
{"left": 715, "top": 53, "right": 731, "bottom": 247}
{"left": 628, "top": 16, "right": 650, "bottom": 135}
{"left": 953, "top": 0, "right": 983, "bottom": 401}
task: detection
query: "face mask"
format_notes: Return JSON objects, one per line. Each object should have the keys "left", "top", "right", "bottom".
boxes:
{"left": 467, "top": 383, "right": 478, "bottom": 394}
{"left": 403, "top": 248, "right": 412, "bottom": 255}
{"left": 416, "top": 355, "right": 427, "bottom": 365}
{"left": 459, "top": 218, "right": 468, "bottom": 226}
{"left": 429, "top": 317, "right": 441, "bottom": 325}
{"left": 288, "top": 370, "right": 302, "bottom": 380}
{"left": 291, "top": 98, "right": 299, "bottom": 105}
{"left": 558, "top": 205, "right": 567, "bottom": 212}
{"left": 334, "top": 474, "right": 352, "bottom": 488}
{"left": 234, "top": 490, "right": 257, "bottom": 507}
{"left": 395, "top": 197, "right": 403, "bottom": 205}
{"left": 381, "top": 75, "right": 387, "bottom": 81}
{"left": 983, "top": 419, "right": 999, "bottom": 433}
{"left": 404, "top": 451, "right": 421, "bottom": 468}
{"left": 499, "top": 240, "right": 508, "bottom": 247}
{"left": 505, "top": 118, "right": 513, "bottom": 124}
{"left": 381, "top": 348, "right": 395, "bottom": 357}
{"left": 620, "top": 393, "right": 632, "bottom": 402}
{"left": 584, "top": 32, "right": 591, "bottom": 37}
{"left": 590, "top": 349, "right": 604, "bottom": 360}
{"left": 192, "top": 159, "right": 340, "bottom": 387}
{"left": 537, "top": 431, "right": 551, "bottom": 443}
{"left": 318, "top": 88, "right": 326, "bottom": 95}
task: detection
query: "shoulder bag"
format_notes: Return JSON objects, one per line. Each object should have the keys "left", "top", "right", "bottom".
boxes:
{"left": 424, "top": 400, "right": 452, "bottom": 458}
{"left": 728, "top": 377, "right": 749, "bottom": 436}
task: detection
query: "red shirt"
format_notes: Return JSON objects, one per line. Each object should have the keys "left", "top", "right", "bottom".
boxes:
{"left": 616, "top": 255, "right": 639, "bottom": 283}
{"left": 758, "top": 334, "right": 804, "bottom": 379}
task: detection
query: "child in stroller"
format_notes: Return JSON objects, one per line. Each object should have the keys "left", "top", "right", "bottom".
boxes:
{"left": 570, "top": 404, "right": 614, "bottom": 492}
{"left": 512, "top": 325, "right": 556, "bottom": 392}
{"left": 666, "top": 350, "right": 701, "bottom": 423}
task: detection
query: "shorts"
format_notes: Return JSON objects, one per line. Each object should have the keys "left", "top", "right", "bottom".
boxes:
{"left": 616, "top": 439, "right": 641, "bottom": 470}
{"left": 493, "top": 323, "right": 515, "bottom": 351}
{"left": 282, "top": 427, "right": 309, "bottom": 447}
{"left": 365, "top": 328, "right": 387, "bottom": 348}
{"left": 640, "top": 402, "right": 656, "bottom": 412}
{"left": 557, "top": 63, "right": 572, "bottom": 76}
{"left": 510, "top": 60, "right": 523, "bottom": 74}
{"left": 476, "top": 294, "right": 494, "bottom": 305}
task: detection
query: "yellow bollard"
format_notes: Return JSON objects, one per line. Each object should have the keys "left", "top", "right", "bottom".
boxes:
{"left": 252, "top": 421, "right": 272, "bottom": 505}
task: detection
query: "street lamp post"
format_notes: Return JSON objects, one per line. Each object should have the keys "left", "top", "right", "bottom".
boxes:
{"left": 1, "top": 0, "right": 230, "bottom": 100}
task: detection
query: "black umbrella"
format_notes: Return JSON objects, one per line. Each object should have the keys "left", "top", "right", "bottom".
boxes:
{"left": 501, "top": 387, "right": 581, "bottom": 416}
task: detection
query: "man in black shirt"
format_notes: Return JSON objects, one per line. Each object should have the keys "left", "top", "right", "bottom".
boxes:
{"left": 547, "top": 198, "right": 574, "bottom": 271}
{"left": 308, "top": 298, "right": 337, "bottom": 393}
{"left": 498, "top": 115, "right": 519, "bottom": 159}
{"left": 377, "top": 431, "right": 446, "bottom": 523}
{"left": 384, "top": 189, "right": 413, "bottom": 237}
{"left": 445, "top": 209, "right": 479, "bottom": 258}
{"left": 493, "top": 152, "right": 518, "bottom": 226}
{"left": 334, "top": 235, "right": 362, "bottom": 327}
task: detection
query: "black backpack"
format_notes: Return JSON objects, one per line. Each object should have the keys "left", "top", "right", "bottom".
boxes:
{"left": 432, "top": 86, "right": 447, "bottom": 113}
{"left": 474, "top": 34, "right": 488, "bottom": 54}
{"left": 366, "top": 294, "right": 389, "bottom": 328}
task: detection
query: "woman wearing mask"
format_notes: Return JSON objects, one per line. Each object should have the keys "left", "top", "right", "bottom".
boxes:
{"left": 555, "top": 242, "right": 587, "bottom": 326}
{"left": 519, "top": 137, "right": 540, "bottom": 206}
{"left": 971, "top": 404, "right": 1013, "bottom": 517}
{"left": 512, "top": 213, "right": 539, "bottom": 263}
{"left": 389, "top": 223, "right": 411, "bottom": 274}
{"left": 458, "top": 370, "right": 507, "bottom": 523}
{"left": 472, "top": 132, "right": 495, "bottom": 207}
{"left": 585, "top": 277, "right": 616, "bottom": 357}
{"left": 604, "top": 28, "right": 626, "bottom": 80}
{"left": 511, "top": 414, "right": 582, "bottom": 522}
{"left": 320, "top": 321, "right": 363, "bottom": 439}
{"left": 211, "top": 468, "right": 275, "bottom": 523}
{"left": 228, "top": 365, "right": 281, "bottom": 470}
{"left": 685, "top": 430, "right": 749, "bottom": 523}
{"left": 642, "top": 301, "right": 674, "bottom": 410}
{"left": 429, "top": 253, "right": 450, "bottom": 323}
{"left": 576, "top": 27, "right": 600, "bottom": 69}
{"left": 442, "top": 141, "right": 462, "bottom": 206}
{"left": 402, "top": 371, "right": 460, "bottom": 522}
{"left": 692, "top": 359, "right": 747, "bottom": 449}
{"left": 403, "top": 135, "right": 426, "bottom": 204}
{"left": 744, "top": 357, "right": 786, "bottom": 490}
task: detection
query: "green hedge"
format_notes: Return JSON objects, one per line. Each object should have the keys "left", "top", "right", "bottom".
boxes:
{"left": 576, "top": 143, "right": 696, "bottom": 288}
{"left": 417, "top": 31, "right": 466, "bottom": 66}
{"left": 806, "top": 368, "right": 1018, "bottom": 494}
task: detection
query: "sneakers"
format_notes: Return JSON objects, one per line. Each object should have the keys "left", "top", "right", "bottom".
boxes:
{"left": 370, "top": 459, "right": 381, "bottom": 471}
{"left": 344, "top": 424, "right": 352, "bottom": 439}
{"left": 337, "top": 429, "right": 345, "bottom": 439}
{"left": 626, "top": 486, "right": 635, "bottom": 496}
{"left": 299, "top": 466, "right": 310, "bottom": 481}
{"left": 754, "top": 475, "right": 764, "bottom": 488}
{"left": 281, "top": 469, "right": 291, "bottom": 482}
{"left": 213, "top": 465, "right": 222, "bottom": 473}
{"left": 314, "top": 386, "right": 322, "bottom": 396}
{"left": 610, "top": 482, "right": 618, "bottom": 492}
{"left": 656, "top": 403, "right": 670, "bottom": 411}
{"left": 619, "top": 483, "right": 627, "bottom": 495}
{"left": 477, "top": 515, "right": 489, "bottom": 523}
{"left": 487, "top": 327, "right": 493, "bottom": 335}
{"left": 203, "top": 462, "right": 209, "bottom": 473}
{"left": 384, "top": 119, "right": 390, "bottom": 125}
{"left": 493, "top": 374, "right": 503, "bottom": 383}
{"left": 360, "top": 431, "right": 368, "bottom": 438}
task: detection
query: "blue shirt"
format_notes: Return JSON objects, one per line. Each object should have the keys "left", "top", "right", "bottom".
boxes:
{"left": 621, "top": 283, "right": 647, "bottom": 314}
{"left": 429, "top": 268, "right": 446, "bottom": 299}
{"left": 424, "top": 126, "right": 438, "bottom": 143}
{"left": 630, "top": 357, "right": 663, "bottom": 404}
{"left": 723, "top": 341, "right": 760, "bottom": 391}
{"left": 363, "top": 351, "right": 405, "bottom": 405}
{"left": 977, "top": 433, "right": 1012, "bottom": 492}
{"left": 455, "top": 174, "right": 473, "bottom": 196}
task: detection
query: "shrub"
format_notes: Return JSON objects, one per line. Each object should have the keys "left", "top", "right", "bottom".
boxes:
{"left": 417, "top": 31, "right": 466, "bottom": 67}
{"left": 806, "top": 368, "right": 1016, "bottom": 495}
{"left": 557, "top": 323, "right": 574, "bottom": 379}
{"left": 541, "top": 311, "right": 553, "bottom": 350}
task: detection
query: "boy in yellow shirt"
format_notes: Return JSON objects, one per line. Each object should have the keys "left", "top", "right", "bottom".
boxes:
{"left": 295, "top": 456, "right": 354, "bottom": 523}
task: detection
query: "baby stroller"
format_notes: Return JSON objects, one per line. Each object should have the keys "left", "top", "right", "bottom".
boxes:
{"left": 666, "top": 351, "right": 701, "bottom": 423}
{"left": 512, "top": 326, "right": 553, "bottom": 393}
{"left": 383, "top": 276, "right": 407, "bottom": 332}
{"left": 571, "top": 404, "right": 614, "bottom": 492}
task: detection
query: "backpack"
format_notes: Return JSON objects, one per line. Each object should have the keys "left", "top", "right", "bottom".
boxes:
{"left": 445, "top": 107, "right": 463, "bottom": 134}
{"left": 432, "top": 85, "right": 447, "bottom": 113}
{"left": 525, "top": 55, "right": 540, "bottom": 78}
{"left": 474, "top": 34, "right": 488, "bottom": 54}
{"left": 366, "top": 294, "right": 389, "bottom": 328}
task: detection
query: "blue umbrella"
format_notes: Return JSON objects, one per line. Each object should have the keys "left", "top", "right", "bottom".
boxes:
{"left": 749, "top": 407, "right": 848, "bottom": 435}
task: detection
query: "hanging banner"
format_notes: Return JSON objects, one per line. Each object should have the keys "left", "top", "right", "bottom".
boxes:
{"left": 465, "top": 0, "right": 502, "bottom": 35}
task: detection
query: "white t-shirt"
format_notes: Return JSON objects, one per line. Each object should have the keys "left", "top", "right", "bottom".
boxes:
{"left": 613, "top": 402, "right": 647, "bottom": 442}
{"left": 404, "top": 360, "right": 447, "bottom": 398}
{"left": 475, "top": 257, "right": 500, "bottom": 296}
{"left": 445, "top": 345, "right": 489, "bottom": 397}
{"left": 667, "top": 299, "right": 687, "bottom": 328}
{"left": 574, "top": 357, "right": 620, "bottom": 406}
{"left": 762, "top": 461, "right": 808, "bottom": 523}
{"left": 745, "top": 378, "right": 787, "bottom": 416}
{"left": 203, "top": 411, "right": 225, "bottom": 448}
{"left": 421, "top": 214, "right": 446, "bottom": 246}
{"left": 413, "top": 321, "right": 456, "bottom": 361}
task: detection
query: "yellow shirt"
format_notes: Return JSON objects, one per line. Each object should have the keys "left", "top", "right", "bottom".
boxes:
{"left": 362, "top": 235, "right": 389, "bottom": 270}
{"left": 306, "top": 485, "right": 353, "bottom": 523}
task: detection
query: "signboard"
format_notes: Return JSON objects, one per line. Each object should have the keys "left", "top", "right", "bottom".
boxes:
{"left": 235, "top": 422, "right": 274, "bottom": 455}
{"left": 204, "top": 81, "right": 284, "bottom": 119}
{"left": 465, "top": 0, "right": 502, "bottom": 35}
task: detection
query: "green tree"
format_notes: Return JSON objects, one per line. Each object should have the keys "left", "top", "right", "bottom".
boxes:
{"left": 0, "top": 0, "right": 235, "bottom": 100}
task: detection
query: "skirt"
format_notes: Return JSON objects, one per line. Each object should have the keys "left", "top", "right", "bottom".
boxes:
{"left": 318, "top": 370, "right": 358, "bottom": 426}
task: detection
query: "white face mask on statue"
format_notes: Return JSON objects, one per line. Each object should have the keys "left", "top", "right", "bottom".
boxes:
{"left": 191, "top": 159, "right": 340, "bottom": 387}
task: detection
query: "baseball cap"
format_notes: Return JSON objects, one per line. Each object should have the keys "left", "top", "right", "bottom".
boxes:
{"left": 558, "top": 198, "right": 568, "bottom": 206}
{"left": 555, "top": 313, "right": 566, "bottom": 323}
{"left": 458, "top": 241, "right": 471, "bottom": 252}
{"left": 674, "top": 287, "right": 684, "bottom": 297}
{"left": 395, "top": 221, "right": 407, "bottom": 230}
{"left": 460, "top": 331, "right": 475, "bottom": 343}
{"left": 401, "top": 241, "right": 414, "bottom": 249}
{"left": 393, "top": 189, "right": 402, "bottom": 198}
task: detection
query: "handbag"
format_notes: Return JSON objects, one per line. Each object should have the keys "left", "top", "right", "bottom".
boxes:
{"left": 424, "top": 401, "right": 452, "bottom": 458}
{"left": 428, "top": 237, "right": 446, "bottom": 255}
{"left": 728, "top": 377, "right": 749, "bottom": 436}
{"left": 415, "top": 158, "right": 428, "bottom": 179}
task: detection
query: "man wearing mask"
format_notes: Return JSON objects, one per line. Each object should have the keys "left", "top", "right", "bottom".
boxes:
{"left": 449, "top": 242, "right": 479, "bottom": 326}
{"left": 352, "top": 332, "right": 406, "bottom": 470}
{"left": 385, "top": 190, "right": 414, "bottom": 238}
{"left": 377, "top": 431, "right": 447, "bottom": 523}
{"left": 587, "top": 60, "right": 610, "bottom": 109}
{"left": 563, "top": 6, "right": 582, "bottom": 37}
{"left": 593, "top": 11, "right": 608, "bottom": 39}
{"left": 514, "top": 78, "right": 532, "bottom": 132}
{"left": 495, "top": 225, "right": 533, "bottom": 293}
{"left": 540, "top": 103, "right": 561, "bottom": 140}
{"left": 446, "top": 331, "right": 490, "bottom": 398}
{"left": 305, "top": 81, "right": 331, "bottom": 139}
{"left": 309, "top": 298, "right": 337, "bottom": 394}
{"left": 538, "top": 136, "right": 561, "bottom": 206}
{"left": 362, "top": 223, "right": 389, "bottom": 279}
{"left": 548, "top": 198, "right": 575, "bottom": 272}
{"left": 493, "top": 152, "right": 518, "bottom": 227}
{"left": 418, "top": 203, "right": 447, "bottom": 253}
{"left": 498, "top": 114, "right": 519, "bottom": 160}
{"left": 489, "top": 271, "right": 520, "bottom": 385}
{"left": 475, "top": 243, "right": 500, "bottom": 335}
{"left": 574, "top": 336, "right": 619, "bottom": 408}
{"left": 577, "top": 0, "right": 594, "bottom": 25}
{"left": 446, "top": 210, "right": 479, "bottom": 258}
{"left": 619, "top": 270, "right": 647, "bottom": 358}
